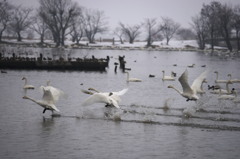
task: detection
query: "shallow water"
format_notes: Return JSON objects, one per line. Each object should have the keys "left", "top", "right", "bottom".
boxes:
{"left": 0, "top": 48, "right": 240, "bottom": 159}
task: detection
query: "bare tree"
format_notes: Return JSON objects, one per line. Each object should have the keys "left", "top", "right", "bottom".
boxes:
{"left": 39, "top": 0, "right": 81, "bottom": 47}
{"left": 161, "top": 17, "right": 180, "bottom": 45}
{"left": 113, "top": 27, "right": 124, "bottom": 44}
{"left": 191, "top": 15, "right": 208, "bottom": 50}
{"left": 144, "top": 18, "right": 162, "bottom": 47}
{"left": 8, "top": 5, "right": 32, "bottom": 41}
{"left": 30, "top": 9, "right": 49, "bottom": 44}
{"left": 177, "top": 28, "right": 195, "bottom": 40}
{"left": 69, "top": 18, "right": 84, "bottom": 44}
{"left": 217, "top": 3, "right": 233, "bottom": 52}
{"left": 80, "top": 8, "right": 108, "bottom": 44}
{"left": 201, "top": 1, "right": 222, "bottom": 51}
{"left": 119, "top": 22, "right": 141, "bottom": 44}
{"left": 233, "top": 5, "right": 240, "bottom": 51}
{"left": 0, "top": 0, "right": 14, "bottom": 42}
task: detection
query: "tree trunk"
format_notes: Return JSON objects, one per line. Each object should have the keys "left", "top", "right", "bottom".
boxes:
{"left": 0, "top": 31, "right": 2, "bottom": 42}
{"left": 40, "top": 34, "right": 44, "bottom": 44}
{"left": 17, "top": 32, "right": 22, "bottom": 41}
{"left": 236, "top": 30, "right": 240, "bottom": 51}
{"left": 223, "top": 27, "right": 232, "bottom": 52}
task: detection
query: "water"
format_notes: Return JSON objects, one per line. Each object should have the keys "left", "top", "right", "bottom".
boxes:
{"left": 1, "top": 48, "right": 240, "bottom": 159}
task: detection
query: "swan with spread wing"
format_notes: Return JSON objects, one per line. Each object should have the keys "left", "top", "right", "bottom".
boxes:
{"left": 168, "top": 69, "right": 208, "bottom": 101}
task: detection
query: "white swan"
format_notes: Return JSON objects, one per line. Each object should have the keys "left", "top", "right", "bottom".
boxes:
{"left": 81, "top": 92, "right": 120, "bottom": 109}
{"left": 23, "top": 87, "right": 60, "bottom": 113}
{"left": 227, "top": 74, "right": 240, "bottom": 83}
{"left": 217, "top": 88, "right": 236, "bottom": 100}
{"left": 187, "top": 64, "right": 195, "bottom": 68}
{"left": 214, "top": 71, "right": 229, "bottom": 83}
{"left": 125, "top": 71, "right": 142, "bottom": 82}
{"left": 81, "top": 88, "right": 128, "bottom": 108}
{"left": 22, "top": 77, "right": 35, "bottom": 89}
{"left": 168, "top": 69, "right": 207, "bottom": 101}
{"left": 40, "top": 80, "right": 65, "bottom": 104}
{"left": 162, "top": 70, "right": 175, "bottom": 81}
{"left": 210, "top": 81, "right": 233, "bottom": 95}
{"left": 87, "top": 87, "right": 128, "bottom": 105}
{"left": 232, "top": 89, "right": 240, "bottom": 103}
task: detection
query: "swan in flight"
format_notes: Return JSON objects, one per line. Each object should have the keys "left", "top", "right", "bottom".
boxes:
{"left": 22, "top": 77, "right": 35, "bottom": 89}
{"left": 227, "top": 74, "right": 240, "bottom": 83}
{"left": 23, "top": 87, "right": 60, "bottom": 114}
{"left": 168, "top": 69, "right": 208, "bottom": 101}
{"left": 125, "top": 71, "right": 142, "bottom": 82}
{"left": 39, "top": 80, "right": 65, "bottom": 104}
{"left": 162, "top": 70, "right": 175, "bottom": 81}
{"left": 81, "top": 88, "right": 128, "bottom": 109}
{"left": 214, "top": 71, "right": 229, "bottom": 83}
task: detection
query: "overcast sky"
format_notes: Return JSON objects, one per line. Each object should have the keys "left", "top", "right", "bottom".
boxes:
{"left": 10, "top": 0, "right": 240, "bottom": 29}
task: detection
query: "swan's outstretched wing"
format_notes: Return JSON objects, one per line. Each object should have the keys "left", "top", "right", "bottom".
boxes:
{"left": 40, "top": 86, "right": 64, "bottom": 104}
{"left": 82, "top": 93, "right": 110, "bottom": 106}
{"left": 191, "top": 70, "right": 208, "bottom": 94}
{"left": 178, "top": 69, "right": 193, "bottom": 94}
{"left": 82, "top": 93, "right": 120, "bottom": 109}
{"left": 41, "top": 88, "right": 55, "bottom": 104}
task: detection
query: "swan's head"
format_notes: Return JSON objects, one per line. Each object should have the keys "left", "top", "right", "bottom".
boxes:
{"left": 231, "top": 88, "right": 237, "bottom": 94}
{"left": 88, "top": 88, "right": 95, "bottom": 91}
{"left": 22, "top": 96, "right": 29, "bottom": 99}
{"left": 22, "top": 77, "right": 26, "bottom": 80}
{"left": 214, "top": 71, "right": 218, "bottom": 74}
{"left": 167, "top": 85, "right": 174, "bottom": 89}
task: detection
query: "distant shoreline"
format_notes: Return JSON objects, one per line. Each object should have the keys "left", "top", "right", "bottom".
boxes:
{"left": 0, "top": 39, "right": 231, "bottom": 53}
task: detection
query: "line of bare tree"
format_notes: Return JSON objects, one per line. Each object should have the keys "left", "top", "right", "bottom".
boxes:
{"left": 0, "top": 0, "right": 185, "bottom": 48}
{"left": 191, "top": 1, "right": 240, "bottom": 52}
{"left": 1, "top": 0, "right": 239, "bottom": 51}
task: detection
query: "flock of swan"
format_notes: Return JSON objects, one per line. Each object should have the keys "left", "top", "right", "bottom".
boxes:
{"left": 21, "top": 68, "right": 240, "bottom": 115}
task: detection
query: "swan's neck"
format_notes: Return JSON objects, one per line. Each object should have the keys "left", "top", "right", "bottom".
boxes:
{"left": 162, "top": 71, "right": 165, "bottom": 78}
{"left": 126, "top": 72, "right": 130, "bottom": 80}
{"left": 228, "top": 74, "right": 232, "bottom": 80}
{"left": 90, "top": 88, "right": 100, "bottom": 93}
{"left": 24, "top": 79, "right": 27, "bottom": 85}
{"left": 170, "top": 86, "right": 182, "bottom": 95}
{"left": 47, "top": 80, "right": 50, "bottom": 86}
{"left": 226, "top": 83, "right": 231, "bottom": 92}
{"left": 215, "top": 72, "right": 219, "bottom": 80}
{"left": 25, "top": 96, "right": 37, "bottom": 104}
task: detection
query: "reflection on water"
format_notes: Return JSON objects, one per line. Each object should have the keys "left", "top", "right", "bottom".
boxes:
{"left": 1, "top": 49, "right": 240, "bottom": 159}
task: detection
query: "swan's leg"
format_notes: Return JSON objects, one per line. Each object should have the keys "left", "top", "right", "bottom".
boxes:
{"left": 43, "top": 108, "right": 47, "bottom": 113}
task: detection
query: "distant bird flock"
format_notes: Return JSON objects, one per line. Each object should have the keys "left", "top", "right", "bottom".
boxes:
{"left": 19, "top": 63, "right": 240, "bottom": 116}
